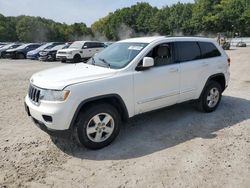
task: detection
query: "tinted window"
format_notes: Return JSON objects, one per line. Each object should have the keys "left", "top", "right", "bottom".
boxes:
{"left": 85, "top": 42, "right": 104, "bottom": 48}
{"left": 175, "top": 42, "right": 201, "bottom": 62}
{"left": 199, "top": 42, "right": 221, "bottom": 58}
{"left": 95, "top": 42, "right": 105, "bottom": 48}
{"left": 84, "top": 42, "right": 91, "bottom": 48}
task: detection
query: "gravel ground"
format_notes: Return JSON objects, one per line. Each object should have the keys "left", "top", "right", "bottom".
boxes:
{"left": 0, "top": 48, "right": 250, "bottom": 188}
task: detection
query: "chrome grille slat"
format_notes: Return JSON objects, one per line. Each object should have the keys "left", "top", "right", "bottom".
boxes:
{"left": 29, "top": 85, "right": 41, "bottom": 103}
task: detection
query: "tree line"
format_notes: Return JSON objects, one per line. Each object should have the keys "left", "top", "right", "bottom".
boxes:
{"left": 0, "top": 0, "right": 250, "bottom": 42}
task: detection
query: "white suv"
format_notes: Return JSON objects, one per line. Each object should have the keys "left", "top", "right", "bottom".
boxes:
{"left": 56, "top": 41, "right": 105, "bottom": 63}
{"left": 25, "top": 36, "right": 230, "bottom": 149}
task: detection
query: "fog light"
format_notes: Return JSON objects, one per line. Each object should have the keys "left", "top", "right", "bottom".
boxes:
{"left": 42, "top": 115, "right": 53, "bottom": 123}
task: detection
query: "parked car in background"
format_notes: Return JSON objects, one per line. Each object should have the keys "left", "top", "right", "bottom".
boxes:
{"left": 39, "top": 43, "right": 70, "bottom": 61}
{"left": 5, "top": 43, "right": 42, "bottom": 59}
{"left": 0, "top": 43, "right": 22, "bottom": 58}
{"left": 27, "top": 42, "right": 65, "bottom": 60}
{"left": 0, "top": 42, "right": 8, "bottom": 48}
{"left": 56, "top": 41, "right": 105, "bottom": 63}
{"left": 236, "top": 41, "right": 247, "bottom": 47}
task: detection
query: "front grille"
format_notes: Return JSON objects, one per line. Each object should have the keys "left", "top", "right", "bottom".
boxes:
{"left": 29, "top": 85, "right": 40, "bottom": 103}
{"left": 58, "top": 51, "right": 66, "bottom": 54}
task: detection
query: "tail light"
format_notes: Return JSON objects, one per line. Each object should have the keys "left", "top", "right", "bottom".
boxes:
{"left": 227, "top": 58, "right": 231, "bottom": 67}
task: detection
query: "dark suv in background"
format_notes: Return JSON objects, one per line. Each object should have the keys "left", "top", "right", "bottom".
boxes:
{"left": 5, "top": 43, "right": 42, "bottom": 59}
{"left": 26, "top": 42, "right": 65, "bottom": 60}
{"left": 0, "top": 43, "right": 22, "bottom": 58}
{"left": 39, "top": 43, "right": 70, "bottom": 61}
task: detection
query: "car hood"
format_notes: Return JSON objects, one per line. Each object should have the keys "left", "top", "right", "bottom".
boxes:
{"left": 31, "top": 63, "right": 118, "bottom": 90}
{"left": 6, "top": 49, "right": 17, "bottom": 52}
{"left": 27, "top": 49, "right": 39, "bottom": 55}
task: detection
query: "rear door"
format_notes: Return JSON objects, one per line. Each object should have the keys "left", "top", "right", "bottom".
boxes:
{"left": 82, "top": 42, "right": 93, "bottom": 58}
{"left": 94, "top": 42, "right": 105, "bottom": 54}
{"left": 175, "top": 41, "right": 208, "bottom": 102}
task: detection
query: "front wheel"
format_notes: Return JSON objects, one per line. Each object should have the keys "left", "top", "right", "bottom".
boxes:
{"left": 74, "top": 103, "right": 121, "bottom": 149}
{"left": 73, "top": 54, "right": 81, "bottom": 63}
{"left": 197, "top": 81, "right": 222, "bottom": 112}
{"left": 17, "top": 53, "right": 25, "bottom": 59}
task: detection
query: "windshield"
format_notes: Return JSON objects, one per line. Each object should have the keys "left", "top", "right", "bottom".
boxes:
{"left": 15, "top": 44, "right": 30, "bottom": 50}
{"left": 69, "top": 41, "right": 84, "bottom": 49}
{"left": 35, "top": 43, "right": 52, "bottom": 51}
{"left": 87, "top": 42, "right": 147, "bottom": 69}
{"left": 50, "top": 44, "right": 64, "bottom": 50}
{"left": 1, "top": 44, "right": 14, "bottom": 49}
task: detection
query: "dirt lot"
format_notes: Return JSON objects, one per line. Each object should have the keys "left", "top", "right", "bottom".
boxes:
{"left": 0, "top": 48, "right": 250, "bottom": 188}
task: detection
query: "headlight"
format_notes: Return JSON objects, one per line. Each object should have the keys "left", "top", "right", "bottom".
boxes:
{"left": 39, "top": 90, "right": 70, "bottom": 102}
{"left": 66, "top": 51, "right": 72, "bottom": 54}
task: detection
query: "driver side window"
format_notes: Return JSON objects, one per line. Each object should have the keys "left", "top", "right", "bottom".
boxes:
{"left": 146, "top": 43, "right": 174, "bottom": 67}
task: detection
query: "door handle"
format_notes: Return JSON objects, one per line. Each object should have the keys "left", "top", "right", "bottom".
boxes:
{"left": 169, "top": 68, "right": 179, "bottom": 73}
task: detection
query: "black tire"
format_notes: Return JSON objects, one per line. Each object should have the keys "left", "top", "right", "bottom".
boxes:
{"left": 73, "top": 54, "right": 81, "bottom": 63}
{"left": 74, "top": 103, "right": 121, "bottom": 149}
{"left": 17, "top": 53, "right": 25, "bottom": 59}
{"left": 61, "top": 59, "right": 66, "bottom": 63}
{"left": 197, "top": 81, "right": 222, "bottom": 112}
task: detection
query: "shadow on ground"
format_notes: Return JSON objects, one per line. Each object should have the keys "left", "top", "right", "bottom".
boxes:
{"left": 52, "top": 95, "right": 250, "bottom": 160}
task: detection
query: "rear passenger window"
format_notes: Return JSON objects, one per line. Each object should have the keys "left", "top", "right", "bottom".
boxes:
{"left": 175, "top": 42, "right": 201, "bottom": 62}
{"left": 198, "top": 42, "right": 221, "bottom": 58}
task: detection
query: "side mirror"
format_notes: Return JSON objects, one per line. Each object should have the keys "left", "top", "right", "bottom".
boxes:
{"left": 83, "top": 46, "right": 87, "bottom": 49}
{"left": 142, "top": 57, "right": 154, "bottom": 68}
{"left": 136, "top": 57, "right": 154, "bottom": 71}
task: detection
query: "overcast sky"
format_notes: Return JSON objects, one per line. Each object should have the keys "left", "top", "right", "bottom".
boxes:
{"left": 0, "top": 0, "right": 193, "bottom": 26}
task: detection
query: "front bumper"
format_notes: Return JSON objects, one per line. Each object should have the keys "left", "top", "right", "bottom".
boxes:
{"left": 39, "top": 54, "right": 56, "bottom": 61}
{"left": 56, "top": 54, "right": 73, "bottom": 61}
{"left": 25, "top": 102, "right": 71, "bottom": 137}
{"left": 25, "top": 95, "right": 76, "bottom": 131}
{"left": 27, "top": 54, "right": 38, "bottom": 60}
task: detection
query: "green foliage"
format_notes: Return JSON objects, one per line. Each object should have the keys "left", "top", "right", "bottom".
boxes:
{"left": 0, "top": 15, "right": 92, "bottom": 42}
{"left": 0, "top": 0, "right": 250, "bottom": 42}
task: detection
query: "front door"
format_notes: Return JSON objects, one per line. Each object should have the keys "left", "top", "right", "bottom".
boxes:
{"left": 134, "top": 43, "right": 180, "bottom": 114}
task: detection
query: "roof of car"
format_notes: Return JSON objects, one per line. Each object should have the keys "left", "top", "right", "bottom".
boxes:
{"left": 119, "top": 36, "right": 216, "bottom": 43}
{"left": 73, "top": 41, "right": 104, "bottom": 43}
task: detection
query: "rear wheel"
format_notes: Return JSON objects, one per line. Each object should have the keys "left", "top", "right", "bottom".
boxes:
{"left": 197, "top": 81, "right": 222, "bottom": 112}
{"left": 74, "top": 103, "right": 121, "bottom": 149}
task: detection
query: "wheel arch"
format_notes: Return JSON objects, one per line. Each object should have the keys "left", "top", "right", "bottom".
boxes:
{"left": 69, "top": 94, "right": 129, "bottom": 129}
{"left": 16, "top": 51, "right": 26, "bottom": 59}
{"left": 199, "top": 73, "right": 226, "bottom": 99}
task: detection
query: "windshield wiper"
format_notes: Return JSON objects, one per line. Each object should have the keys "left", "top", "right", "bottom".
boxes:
{"left": 99, "top": 58, "right": 110, "bottom": 68}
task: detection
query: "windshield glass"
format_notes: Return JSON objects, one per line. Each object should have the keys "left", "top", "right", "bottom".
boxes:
{"left": 87, "top": 42, "right": 148, "bottom": 69}
{"left": 69, "top": 41, "right": 84, "bottom": 49}
{"left": 35, "top": 43, "right": 52, "bottom": 51}
{"left": 1, "top": 44, "right": 14, "bottom": 49}
{"left": 50, "top": 44, "right": 64, "bottom": 50}
{"left": 15, "top": 44, "right": 30, "bottom": 50}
